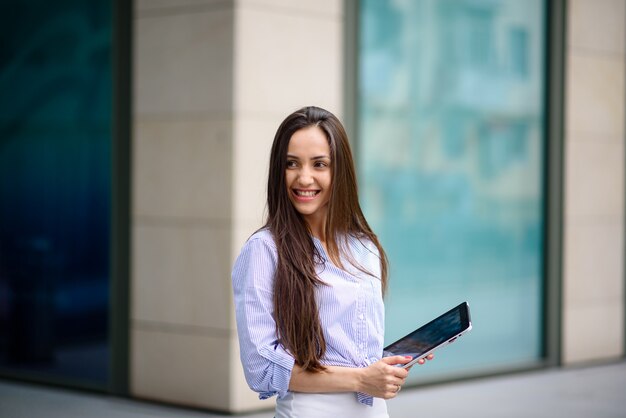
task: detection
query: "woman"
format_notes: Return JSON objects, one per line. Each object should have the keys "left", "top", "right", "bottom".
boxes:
{"left": 232, "top": 106, "right": 431, "bottom": 417}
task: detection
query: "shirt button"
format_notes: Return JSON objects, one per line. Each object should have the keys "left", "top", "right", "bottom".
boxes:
{"left": 360, "top": 343, "right": 365, "bottom": 349}
{"left": 359, "top": 314, "right": 365, "bottom": 320}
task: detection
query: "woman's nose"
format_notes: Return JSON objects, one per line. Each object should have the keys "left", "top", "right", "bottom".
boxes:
{"left": 297, "top": 167, "right": 314, "bottom": 185}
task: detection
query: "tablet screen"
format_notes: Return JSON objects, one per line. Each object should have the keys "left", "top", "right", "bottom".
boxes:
{"left": 383, "top": 302, "right": 471, "bottom": 360}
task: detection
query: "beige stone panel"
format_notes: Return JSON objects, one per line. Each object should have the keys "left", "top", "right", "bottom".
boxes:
{"left": 565, "top": 53, "right": 625, "bottom": 137}
{"left": 232, "top": 117, "right": 276, "bottom": 224}
{"left": 133, "top": 119, "right": 231, "bottom": 220}
{"left": 563, "top": 221, "right": 624, "bottom": 305}
{"left": 564, "top": 138, "right": 624, "bottom": 221}
{"left": 562, "top": 302, "right": 624, "bottom": 364}
{"left": 134, "top": 8, "right": 233, "bottom": 116}
{"left": 240, "top": 0, "right": 343, "bottom": 17}
{"left": 233, "top": 6, "right": 343, "bottom": 116}
{"left": 132, "top": 223, "right": 232, "bottom": 330}
{"left": 131, "top": 328, "right": 232, "bottom": 410}
{"left": 568, "top": 0, "right": 625, "bottom": 54}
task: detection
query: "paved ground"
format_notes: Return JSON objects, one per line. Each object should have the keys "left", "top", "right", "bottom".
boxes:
{"left": 1, "top": 360, "right": 625, "bottom": 418}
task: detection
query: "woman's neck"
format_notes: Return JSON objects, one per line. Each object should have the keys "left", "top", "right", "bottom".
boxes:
{"left": 309, "top": 226, "right": 326, "bottom": 243}
{"left": 304, "top": 211, "right": 327, "bottom": 243}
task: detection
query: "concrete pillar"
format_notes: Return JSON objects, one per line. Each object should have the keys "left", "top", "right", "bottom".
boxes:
{"left": 130, "top": 0, "right": 343, "bottom": 412}
{"left": 230, "top": 0, "right": 343, "bottom": 411}
{"left": 562, "top": 0, "right": 625, "bottom": 364}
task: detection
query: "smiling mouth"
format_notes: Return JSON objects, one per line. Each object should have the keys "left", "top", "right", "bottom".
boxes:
{"left": 293, "top": 189, "right": 320, "bottom": 198}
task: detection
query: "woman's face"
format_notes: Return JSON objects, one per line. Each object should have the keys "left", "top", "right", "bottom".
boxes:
{"left": 285, "top": 125, "right": 332, "bottom": 228}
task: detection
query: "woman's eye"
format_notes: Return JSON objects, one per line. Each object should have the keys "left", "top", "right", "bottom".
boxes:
{"left": 286, "top": 160, "right": 297, "bottom": 168}
{"left": 314, "top": 161, "right": 328, "bottom": 168}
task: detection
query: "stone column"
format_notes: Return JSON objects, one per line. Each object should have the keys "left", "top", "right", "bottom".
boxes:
{"left": 562, "top": 0, "right": 625, "bottom": 363}
{"left": 130, "top": 0, "right": 343, "bottom": 412}
{"left": 230, "top": 1, "right": 343, "bottom": 411}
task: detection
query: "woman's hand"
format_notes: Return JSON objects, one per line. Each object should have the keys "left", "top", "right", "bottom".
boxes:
{"left": 288, "top": 354, "right": 436, "bottom": 397}
{"left": 406, "top": 353, "right": 435, "bottom": 370}
{"left": 356, "top": 356, "right": 411, "bottom": 399}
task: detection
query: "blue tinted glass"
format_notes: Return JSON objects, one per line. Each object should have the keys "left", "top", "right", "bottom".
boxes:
{"left": 0, "top": 0, "right": 112, "bottom": 385}
{"left": 359, "top": 0, "right": 546, "bottom": 379}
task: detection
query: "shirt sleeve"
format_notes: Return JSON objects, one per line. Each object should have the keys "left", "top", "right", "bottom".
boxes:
{"left": 232, "top": 236, "right": 295, "bottom": 400}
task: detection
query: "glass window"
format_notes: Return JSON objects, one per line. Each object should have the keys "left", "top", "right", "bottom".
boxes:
{"left": 0, "top": 0, "right": 112, "bottom": 386}
{"left": 359, "top": 0, "right": 546, "bottom": 380}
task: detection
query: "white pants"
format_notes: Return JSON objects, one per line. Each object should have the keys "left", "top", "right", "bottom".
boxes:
{"left": 275, "top": 392, "right": 389, "bottom": 418}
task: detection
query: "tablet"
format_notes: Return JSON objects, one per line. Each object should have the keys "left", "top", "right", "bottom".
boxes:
{"left": 383, "top": 301, "right": 472, "bottom": 369}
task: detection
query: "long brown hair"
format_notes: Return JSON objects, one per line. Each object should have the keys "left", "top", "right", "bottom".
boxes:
{"left": 265, "top": 106, "right": 388, "bottom": 372}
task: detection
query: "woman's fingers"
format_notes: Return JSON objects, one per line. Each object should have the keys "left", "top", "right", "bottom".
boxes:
{"left": 387, "top": 383, "right": 401, "bottom": 394}
{"left": 380, "top": 355, "right": 412, "bottom": 367}
{"left": 359, "top": 358, "right": 411, "bottom": 399}
{"left": 378, "top": 353, "right": 436, "bottom": 397}
{"left": 417, "top": 353, "right": 435, "bottom": 365}
{"left": 386, "top": 369, "right": 409, "bottom": 397}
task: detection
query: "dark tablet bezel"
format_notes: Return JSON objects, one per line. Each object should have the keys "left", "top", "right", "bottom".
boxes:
{"left": 383, "top": 301, "right": 472, "bottom": 368}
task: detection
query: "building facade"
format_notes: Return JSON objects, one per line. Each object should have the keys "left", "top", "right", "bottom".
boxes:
{"left": 0, "top": 0, "right": 624, "bottom": 414}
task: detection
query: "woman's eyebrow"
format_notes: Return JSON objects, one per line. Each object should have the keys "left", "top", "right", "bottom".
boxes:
{"left": 286, "top": 154, "right": 330, "bottom": 160}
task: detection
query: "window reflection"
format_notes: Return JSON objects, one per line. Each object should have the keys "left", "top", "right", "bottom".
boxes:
{"left": 0, "top": 0, "right": 112, "bottom": 385}
{"left": 359, "top": 0, "right": 546, "bottom": 379}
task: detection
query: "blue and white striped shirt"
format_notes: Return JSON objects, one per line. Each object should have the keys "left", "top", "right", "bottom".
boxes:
{"left": 232, "top": 228, "right": 385, "bottom": 407}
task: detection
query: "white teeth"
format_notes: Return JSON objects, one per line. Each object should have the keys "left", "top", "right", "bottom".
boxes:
{"left": 296, "top": 190, "right": 318, "bottom": 197}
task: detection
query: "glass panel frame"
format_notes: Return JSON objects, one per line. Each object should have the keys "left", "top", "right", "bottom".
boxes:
{"left": 355, "top": 0, "right": 555, "bottom": 382}
{"left": 0, "top": 0, "right": 131, "bottom": 393}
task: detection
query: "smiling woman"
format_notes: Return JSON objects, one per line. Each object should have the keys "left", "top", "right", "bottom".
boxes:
{"left": 231, "top": 106, "right": 433, "bottom": 418}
